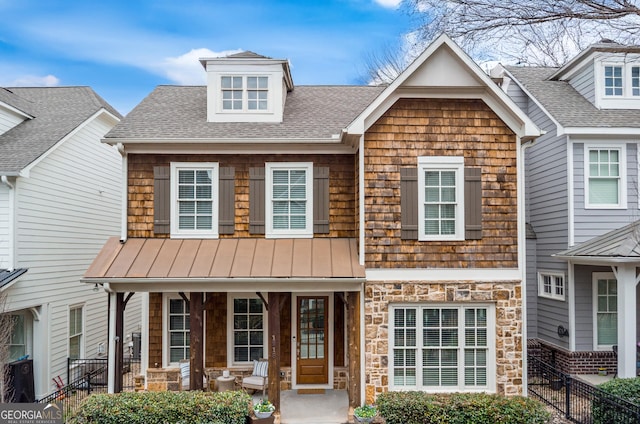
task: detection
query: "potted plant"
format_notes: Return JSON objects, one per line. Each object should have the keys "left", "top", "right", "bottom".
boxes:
{"left": 253, "top": 398, "right": 275, "bottom": 419}
{"left": 354, "top": 404, "right": 377, "bottom": 423}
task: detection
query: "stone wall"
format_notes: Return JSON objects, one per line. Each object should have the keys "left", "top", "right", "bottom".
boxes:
{"left": 364, "top": 280, "right": 523, "bottom": 403}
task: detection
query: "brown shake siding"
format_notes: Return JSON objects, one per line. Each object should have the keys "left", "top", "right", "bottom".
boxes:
{"left": 127, "top": 154, "right": 357, "bottom": 239}
{"left": 364, "top": 98, "right": 518, "bottom": 269}
{"left": 148, "top": 293, "right": 163, "bottom": 368}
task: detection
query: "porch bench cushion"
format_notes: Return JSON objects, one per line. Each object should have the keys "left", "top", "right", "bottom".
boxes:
{"left": 242, "top": 375, "right": 266, "bottom": 387}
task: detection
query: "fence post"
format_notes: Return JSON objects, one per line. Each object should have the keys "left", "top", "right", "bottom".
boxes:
{"left": 564, "top": 375, "right": 572, "bottom": 420}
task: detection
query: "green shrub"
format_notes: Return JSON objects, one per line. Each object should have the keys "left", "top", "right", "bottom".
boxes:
{"left": 376, "top": 392, "right": 550, "bottom": 424}
{"left": 67, "top": 390, "right": 251, "bottom": 424}
{"left": 592, "top": 377, "right": 640, "bottom": 424}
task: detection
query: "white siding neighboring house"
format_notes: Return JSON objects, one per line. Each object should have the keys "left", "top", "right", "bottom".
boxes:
{"left": 0, "top": 87, "right": 141, "bottom": 399}
{"left": 494, "top": 40, "right": 640, "bottom": 378}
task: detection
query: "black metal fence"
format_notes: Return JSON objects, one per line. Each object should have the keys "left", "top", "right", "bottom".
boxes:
{"left": 36, "top": 357, "right": 140, "bottom": 417}
{"left": 528, "top": 354, "right": 640, "bottom": 423}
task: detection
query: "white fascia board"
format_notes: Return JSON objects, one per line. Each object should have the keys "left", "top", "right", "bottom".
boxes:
{"left": 90, "top": 278, "right": 366, "bottom": 293}
{"left": 347, "top": 34, "right": 540, "bottom": 139}
{"left": 20, "top": 109, "right": 120, "bottom": 178}
{"left": 552, "top": 255, "right": 640, "bottom": 266}
{"left": 366, "top": 268, "right": 521, "bottom": 282}
{"left": 0, "top": 101, "right": 34, "bottom": 120}
{"left": 563, "top": 127, "right": 640, "bottom": 136}
{"left": 109, "top": 140, "right": 356, "bottom": 155}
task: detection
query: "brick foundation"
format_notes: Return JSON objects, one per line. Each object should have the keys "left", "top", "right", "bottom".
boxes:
{"left": 528, "top": 339, "right": 618, "bottom": 375}
{"left": 364, "top": 280, "right": 523, "bottom": 403}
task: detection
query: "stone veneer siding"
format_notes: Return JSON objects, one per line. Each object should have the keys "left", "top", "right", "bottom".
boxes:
{"left": 364, "top": 280, "right": 523, "bottom": 403}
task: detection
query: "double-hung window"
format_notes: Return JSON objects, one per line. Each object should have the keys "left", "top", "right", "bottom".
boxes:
{"left": 584, "top": 145, "right": 625, "bottom": 208}
{"left": 538, "top": 272, "right": 565, "bottom": 301}
{"left": 221, "top": 76, "right": 269, "bottom": 111}
{"left": 228, "top": 295, "right": 266, "bottom": 366}
{"left": 166, "top": 296, "right": 190, "bottom": 364}
{"left": 390, "top": 304, "right": 494, "bottom": 392}
{"left": 604, "top": 65, "right": 623, "bottom": 96}
{"left": 69, "top": 306, "right": 83, "bottom": 359}
{"left": 170, "top": 163, "right": 219, "bottom": 238}
{"left": 593, "top": 273, "right": 617, "bottom": 349}
{"left": 265, "top": 162, "right": 313, "bottom": 238}
{"left": 417, "top": 157, "right": 465, "bottom": 241}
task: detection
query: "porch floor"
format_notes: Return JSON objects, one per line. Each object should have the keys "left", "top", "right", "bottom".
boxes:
{"left": 253, "top": 389, "right": 349, "bottom": 424}
{"left": 574, "top": 374, "right": 615, "bottom": 386}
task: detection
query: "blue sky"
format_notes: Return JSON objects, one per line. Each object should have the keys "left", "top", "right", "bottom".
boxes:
{"left": 0, "top": 0, "right": 414, "bottom": 114}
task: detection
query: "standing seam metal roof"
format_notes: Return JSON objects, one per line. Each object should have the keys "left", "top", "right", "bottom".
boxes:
{"left": 0, "top": 87, "right": 122, "bottom": 174}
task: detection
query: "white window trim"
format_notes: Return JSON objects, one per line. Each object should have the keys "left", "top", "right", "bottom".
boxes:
{"left": 592, "top": 272, "right": 617, "bottom": 351}
{"left": 417, "top": 156, "right": 465, "bottom": 241}
{"left": 219, "top": 74, "right": 273, "bottom": 114}
{"left": 595, "top": 59, "right": 640, "bottom": 109}
{"left": 162, "top": 294, "right": 191, "bottom": 367}
{"left": 68, "top": 304, "right": 85, "bottom": 359}
{"left": 226, "top": 293, "right": 268, "bottom": 368}
{"left": 170, "top": 162, "right": 219, "bottom": 238}
{"left": 537, "top": 271, "right": 566, "bottom": 301}
{"left": 388, "top": 303, "right": 496, "bottom": 393}
{"left": 9, "top": 311, "right": 33, "bottom": 362}
{"left": 583, "top": 144, "right": 626, "bottom": 209}
{"left": 265, "top": 162, "right": 313, "bottom": 238}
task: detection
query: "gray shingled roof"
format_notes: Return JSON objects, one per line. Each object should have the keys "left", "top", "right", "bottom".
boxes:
{"left": 0, "top": 88, "right": 36, "bottom": 117}
{"left": 0, "top": 268, "right": 27, "bottom": 289}
{"left": 0, "top": 87, "right": 122, "bottom": 174}
{"left": 506, "top": 66, "right": 640, "bottom": 128}
{"left": 555, "top": 220, "right": 640, "bottom": 258}
{"left": 105, "top": 85, "right": 385, "bottom": 141}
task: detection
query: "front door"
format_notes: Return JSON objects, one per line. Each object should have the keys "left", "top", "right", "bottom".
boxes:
{"left": 296, "top": 296, "right": 328, "bottom": 384}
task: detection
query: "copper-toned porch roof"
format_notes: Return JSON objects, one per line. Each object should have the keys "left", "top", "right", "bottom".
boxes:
{"left": 84, "top": 237, "right": 364, "bottom": 280}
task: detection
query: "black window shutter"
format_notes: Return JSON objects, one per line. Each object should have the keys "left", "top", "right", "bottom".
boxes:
{"left": 249, "top": 167, "right": 265, "bottom": 234}
{"left": 400, "top": 167, "right": 418, "bottom": 240}
{"left": 313, "top": 167, "right": 330, "bottom": 234}
{"left": 154, "top": 166, "right": 170, "bottom": 235}
{"left": 218, "top": 167, "right": 235, "bottom": 235}
{"left": 464, "top": 167, "right": 482, "bottom": 240}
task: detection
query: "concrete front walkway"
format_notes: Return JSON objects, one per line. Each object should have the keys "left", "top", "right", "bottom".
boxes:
{"left": 253, "top": 390, "right": 350, "bottom": 424}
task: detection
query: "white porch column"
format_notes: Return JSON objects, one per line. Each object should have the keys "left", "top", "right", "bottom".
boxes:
{"left": 107, "top": 291, "right": 117, "bottom": 393}
{"left": 614, "top": 264, "right": 639, "bottom": 378}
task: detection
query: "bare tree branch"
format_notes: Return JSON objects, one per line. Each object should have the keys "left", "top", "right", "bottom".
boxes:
{"left": 363, "top": 0, "right": 640, "bottom": 81}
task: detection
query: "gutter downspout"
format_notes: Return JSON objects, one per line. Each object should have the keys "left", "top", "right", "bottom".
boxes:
{"left": 1, "top": 176, "right": 15, "bottom": 271}
{"left": 519, "top": 138, "right": 535, "bottom": 396}
{"left": 116, "top": 144, "right": 127, "bottom": 243}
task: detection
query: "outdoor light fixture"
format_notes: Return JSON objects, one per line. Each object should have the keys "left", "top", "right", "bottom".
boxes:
{"left": 93, "top": 283, "right": 99, "bottom": 292}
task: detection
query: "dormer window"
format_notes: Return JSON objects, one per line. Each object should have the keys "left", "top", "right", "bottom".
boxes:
{"left": 594, "top": 58, "right": 640, "bottom": 108}
{"left": 604, "top": 66, "right": 623, "bottom": 96}
{"left": 221, "top": 76, "right": 269, "bottom": 111}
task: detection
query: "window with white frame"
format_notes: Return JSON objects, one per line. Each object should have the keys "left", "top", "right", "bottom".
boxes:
{"left": 418, "top": 157, "right": 464, "bottom": 241}
{"left": 228, "top": 295, "right": 266, "bottom": 365}
{"left": 167, "top": 297, "right": 190, "bottom": 364}
{"left": 585, "top": 146, "right": 625, "bottom": 208}
{"left": 265, "top": 162, "right": 313, "bottom": 238}
{"left": 221, "top": 76, "right": 269, "bottom": 111}
{"left": 602, "top": 63, "right": 640, "bottom": 98}
{"left": 170, "top": 162, "right": 219, "bottom": 237}
{"left": 538, "top": 272, "right": 566, "bottom": 301}
{"left": 9, "top": 314, "right": 26, "bottom": 361}
{"left": 604, "top": 65, "right": 623, "bottom": 96}
{"left": 69, "top": 306, "right": 83, "bottom": 359}
{"left": 390, "top": 304, "right": 494, "bottom": 392}
{"left": 593, "top": 273, "right": 617, "bottom": 349}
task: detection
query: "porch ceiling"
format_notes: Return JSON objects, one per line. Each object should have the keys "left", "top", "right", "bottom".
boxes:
{"left": 83, "top": 237, "right": 365, "bottom": 283}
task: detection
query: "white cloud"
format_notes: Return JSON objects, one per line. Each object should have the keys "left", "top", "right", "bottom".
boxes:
{"left": 162, "top": 48, "right": 243, "bottom": 85}
{"left": 8, "top": 74, "right": 60, "bottom": 87}
{"left": 373, "top": 0, "right": 403, "bottom": 9}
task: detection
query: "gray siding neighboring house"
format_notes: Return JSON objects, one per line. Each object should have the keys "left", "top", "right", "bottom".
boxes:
{"left": 0, "top": 87, "right": 142, "bottom": 399}
{"left": 496, "top": 40, "right": 640, "bottom": 377}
